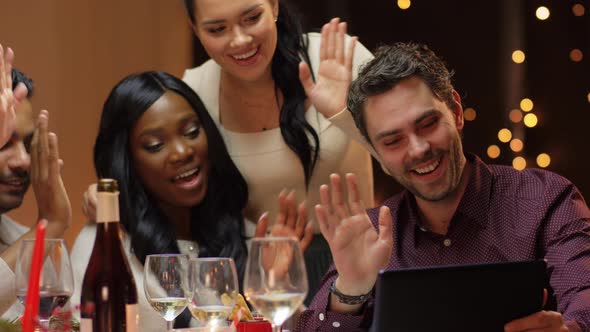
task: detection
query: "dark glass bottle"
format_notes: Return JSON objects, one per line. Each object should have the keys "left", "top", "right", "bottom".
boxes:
{"left": 80, "top": 179, "right": 138, "bottom": 332}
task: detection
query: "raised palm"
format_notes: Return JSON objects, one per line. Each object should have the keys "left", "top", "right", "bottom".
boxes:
{"left": 299, "top": 18, "right": 357, "bottom": 119}
{"left": 315, "top": 174, "right": 393, "bottom": 292}
{"left": 31, "top": 111, "right": 72, "bottom": 231}
{"left": 0, "top": 45, "right": 27, "bottom": 147}
{"left": 255, "top": 190, "right": 313, "bottom": 251}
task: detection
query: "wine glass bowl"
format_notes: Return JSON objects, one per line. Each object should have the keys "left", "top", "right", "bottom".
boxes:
{"left": 144, "top": 254, "right": 191, "bottom": 331}
{"left": 244, "top": 237, "right": 308, "bottom": 331}
{"left": 188, "top": 257, "right": 239, "bottom": 327}
{"left": 15, "top": 238, "right": 74, "bottom": 329}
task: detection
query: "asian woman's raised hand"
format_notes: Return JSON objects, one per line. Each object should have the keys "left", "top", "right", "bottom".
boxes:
{"left": 298, "top": 18, "right": 357, "bottom": 119}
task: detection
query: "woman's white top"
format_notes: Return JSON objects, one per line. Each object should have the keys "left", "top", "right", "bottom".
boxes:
{"left": 183, "top": 33, "right": 375, "bottom": 235}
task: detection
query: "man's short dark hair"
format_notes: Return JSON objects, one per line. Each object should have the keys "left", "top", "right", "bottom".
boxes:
{"left": 347, "top": 42, "right": 456, "bottom": 143}
{"left": 11, "top": 68, "right": 34, "bottom": 98}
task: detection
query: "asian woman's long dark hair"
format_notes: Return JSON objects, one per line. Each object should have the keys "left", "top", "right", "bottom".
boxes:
{"left": 184, "top": 0, "right": 319, "bottom": 188}
{"left": 94, "top": 71, "right": 248, "bottom": 327}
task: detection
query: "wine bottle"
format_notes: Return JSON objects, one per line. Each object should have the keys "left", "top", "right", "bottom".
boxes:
{"left": 80, "top": 179, "right": 139, "bottom": 332}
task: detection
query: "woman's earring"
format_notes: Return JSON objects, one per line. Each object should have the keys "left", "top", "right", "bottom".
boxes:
{"left": 274, "top": 16, "right": 278, "bottom": 22}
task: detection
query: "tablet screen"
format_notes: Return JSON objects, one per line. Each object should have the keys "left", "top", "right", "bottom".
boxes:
{"left": 370, "top": 260, "right": 547, "bottom": 332}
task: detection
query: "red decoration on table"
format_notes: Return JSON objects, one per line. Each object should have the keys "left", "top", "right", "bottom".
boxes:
{"left": 21, "top": 219, "right": 47, "bottom": 332}
{"left": 236, "top": 320, "right": 273, "bottom": 332}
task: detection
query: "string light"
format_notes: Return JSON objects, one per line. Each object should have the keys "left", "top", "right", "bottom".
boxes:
{"left": 537, "top": 153, "right": 551, "bottom": 168}
{"left": 487, "top": 145, "right": 501, "bottom": 159}
{"left": 512, "top": 50, "right": 526, "bottom": 64}
{"left": 464, "top": 108, "right": 477, "bottom": 121}
{"left": 536, "top": 6, "right": 550, "bottom": 20}
{"left": 570, "top": 49, "right": 583, "bottom": 62}
{"left": 510, "top": 139, "right": 524, "bottom": 152}
{"left": 520, "top": 98, "right": 534, "bottom": 112}
{"left": 572, "top": 4, "right": 585, "bottom": 16}
{"left": 397, "top": 0, "right": 411, "bottom": 10}
{"left": 523, "top": 113, "right": 538, "bottom": 128}
{"left": 498, "top": 128, "right": 512, "bottom": 143}
{"left": 513, "top": 157, "right": 527, "bottom": 171}
{"left": 509, "top": 109, "right": 523, "bottom": 123}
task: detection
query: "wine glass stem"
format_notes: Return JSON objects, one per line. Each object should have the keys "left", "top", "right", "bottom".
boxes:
{"left": 272, "top": 324, "right": 282, "bottom": 332}
{"left": 166, "top": 320, "right": 174, "bottom": 331}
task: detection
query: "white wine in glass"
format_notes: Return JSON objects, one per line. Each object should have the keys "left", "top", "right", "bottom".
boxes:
{"left": 244, "top": 237, "right": 308, "bottom": 332}
{"left": 144, "top": 254, "right": 191, "bottom": 331}
{"left": 15, "top": 238, "right": 74, "bottom": 330}
{"left": 188, "top": 257, "right": 239, "bottom": 327}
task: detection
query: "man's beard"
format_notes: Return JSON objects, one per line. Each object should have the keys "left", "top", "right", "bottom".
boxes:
{"left": 388, "top": 132, "right": 464, "bottom": 202}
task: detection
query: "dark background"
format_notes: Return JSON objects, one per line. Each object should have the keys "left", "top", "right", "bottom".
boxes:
{"left": 192, "top": 0, "right": 590, "bottom": 202}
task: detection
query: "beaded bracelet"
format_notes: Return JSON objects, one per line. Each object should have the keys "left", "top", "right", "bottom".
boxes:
{"left": 329, "top": 281, "right": 371, "bottom": 305}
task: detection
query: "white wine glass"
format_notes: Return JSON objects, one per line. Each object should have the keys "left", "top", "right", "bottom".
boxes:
{"left": 244, "top": 237, "right": 308, "bottom": 332}
{"left": 15, "top": 238, "right": 74, "bottom": 330}
{"left": 188, "top": 257, "right": 239, "bottom": 327}
{"left": 144, "top": 254, "right": 191, "bottom": 331}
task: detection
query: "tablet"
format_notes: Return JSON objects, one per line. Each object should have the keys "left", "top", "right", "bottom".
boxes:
{"left": 370, "top": 260, "right": 547, "bottom": 332}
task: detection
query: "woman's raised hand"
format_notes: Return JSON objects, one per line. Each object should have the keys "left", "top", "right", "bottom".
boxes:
{"left": 255, "top": 190, "right": 314, "bottom": 252}
{"left": 299, "top": 18, "right": 357, "bottom": 119}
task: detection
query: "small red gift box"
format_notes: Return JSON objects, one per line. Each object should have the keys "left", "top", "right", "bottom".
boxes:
{"left": 236, "top": 320, "right": 273, "bottom": 332}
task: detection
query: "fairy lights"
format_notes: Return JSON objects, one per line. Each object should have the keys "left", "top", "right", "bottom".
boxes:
{"left": 487, "top": 145, "right": 501, "bottom": 159}
{"left": 397, "top": 0, "right": 411, "bottom": 10}
{"left": 510, "top": 139, "right": 524, "bottom": 152}
{"left": 572, "top": 4, "right": 585, "bottom": 16}
{"left": 537, "top": 153, "right": 551, "bottom": 168}
{"left": 520, "top": 98, "right": 534, "bottom": 112}
{"left": 464, "top": 108, "right": 477, "bottom": 121}
{"left": 513, "top": 157, "right": 527, "bottom": 170}
{"left": 498, "top": 128, "right": 512, "bottom": 143}
{"left": 570, "top": 49, "right": 583, "bottom": 62}
{"left": 509, "top": 109, "right": 523, "bottom": 123}
{"left": 523, "top": 113, "right": 538, "bottom": 128}
{"left": 536, "top": 6, "right": 550, "bottom": 20}
{"left": 512, "top": 50, "right": 526, "bottom": 64}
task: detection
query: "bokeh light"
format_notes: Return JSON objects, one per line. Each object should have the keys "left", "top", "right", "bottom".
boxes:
{"left": 509, "top": 109, "right": 523, "bottom": 123}
{"left": 537, "top": 153, "right": 551, "bottom": 168}
{"left": 520, "top": 98, "right": 534, "bottom": 112}
{"left": 464, "top": 108, "right": 477, "bottom": 121}
{"left": 512, "top": 50, "right": 526, "bottom": 64}
{"left": 398, "top": 0, "right": 411, "bottom": 10}
{"left": 498, "top": 128, "right": 512, "bottom": 143}
{"left": 513, "top": 157, "right": 527, "bottom": 171}
{"left": 524, "top": 113, "right": 538, "bottom": 128}
{"left": 536, "top": 6, "right": 550, "bottom": 20}
{"left": 570, "top": 49, "right": 583, "bottom": 62}
{"left": 487, "top": 145, "right": 501, "bottom": 159}
{"left": 510, "top": 139, "right": 524, "bottom": 152}
{"left": 572, "top": 4, "right": 585, "bottom": 16}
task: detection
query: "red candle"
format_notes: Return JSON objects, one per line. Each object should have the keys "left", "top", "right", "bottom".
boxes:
{"left": 21, "top": 219, "right": 47, "bottom": 332}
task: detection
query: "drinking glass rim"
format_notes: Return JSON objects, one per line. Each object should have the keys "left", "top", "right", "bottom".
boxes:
{"left": 190, "top": 257, "right": 236, "bottom": 262}
{"left": 146, "top": 253, "right": 190, "bottom": 258}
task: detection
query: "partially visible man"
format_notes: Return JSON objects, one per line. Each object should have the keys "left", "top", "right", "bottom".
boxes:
{"left": 0, "top": 68, "right": 71, "bottom": 316}
{"left": 296, "top": 43, "right": 590, "bottom": 331}
{"left": 0, "top": 69, "right": 35, "bottom": 262}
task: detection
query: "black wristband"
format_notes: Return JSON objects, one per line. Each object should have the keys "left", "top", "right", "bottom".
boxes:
{"left": 329, "top": 280, "right": 371, "bottom": 305}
